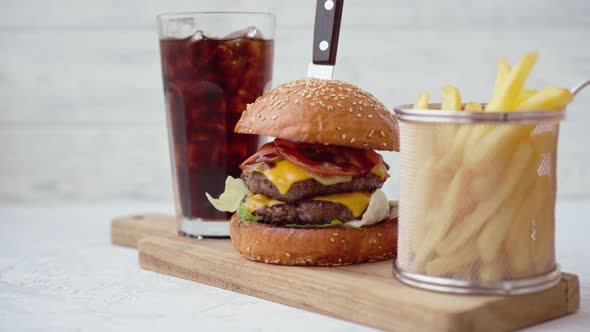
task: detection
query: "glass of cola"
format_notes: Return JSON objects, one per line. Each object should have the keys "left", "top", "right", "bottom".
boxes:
{"left": 157, "top": 12, "right": 275, "bottom": 237}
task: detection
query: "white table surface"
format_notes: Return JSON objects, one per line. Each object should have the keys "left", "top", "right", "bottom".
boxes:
{"left": 0, "top": 201, "right": 588, "bottom": 331}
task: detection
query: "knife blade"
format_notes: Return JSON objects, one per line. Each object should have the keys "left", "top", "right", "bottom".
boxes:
{"left": 307, "top": 0, "right": 344, "bottom": 79}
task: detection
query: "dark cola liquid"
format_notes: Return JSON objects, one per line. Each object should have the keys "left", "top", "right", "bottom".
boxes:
{"left": 160, "top": 35, "right": 273, "bottom": 220}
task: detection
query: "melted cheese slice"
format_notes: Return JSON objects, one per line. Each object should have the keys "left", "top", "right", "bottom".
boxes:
{"left": 243, "top": 191, "right": 371, "bottom": 218}
{"left": 244, "top": 193, "right": 284, "bottom": 212}
{"left": 260, "top": 160, "right": 311, "bottom": 195}
{"left": 257, "top": 159, "right": 389, "bottom": 195}
{"left": 371, "top": 162, "right": 389, "bottom": 181}
{"left": 312, "top": 192, "right": 371, "bottom": 217}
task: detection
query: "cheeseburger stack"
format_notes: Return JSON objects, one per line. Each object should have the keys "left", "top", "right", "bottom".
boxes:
{"left": 208, "top": 78, "right": 399, "bottom": 265}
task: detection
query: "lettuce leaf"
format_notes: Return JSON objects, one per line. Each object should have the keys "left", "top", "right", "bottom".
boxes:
{"left": 238, "top": 204, "right": 262, "bottom": 222}
{"left": 283, "top": 220, "right": 344, "bottom": 229}
{"left": 343, "top": 189, "right": 390, "bottom": 228}
{"left": 205, "top": 176, "right": 250, "bottom": 212}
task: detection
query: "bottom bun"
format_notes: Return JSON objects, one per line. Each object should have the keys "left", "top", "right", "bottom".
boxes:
{"left": 229, "top": 214, "right": 397, "bottom": 266}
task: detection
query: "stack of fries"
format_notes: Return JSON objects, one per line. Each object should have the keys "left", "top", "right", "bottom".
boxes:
{"left": 399, "top": 51, "right": 572, "bottom": 281}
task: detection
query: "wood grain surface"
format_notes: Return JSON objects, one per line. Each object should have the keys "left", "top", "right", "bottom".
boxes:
{"left": 111, "top": 214, "right": 580, "bottom": 332}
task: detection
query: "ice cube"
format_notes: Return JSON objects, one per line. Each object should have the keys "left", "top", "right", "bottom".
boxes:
{"left": 247, "top": 26, "right": 261, "bottom": 38}
{"left": 224, "top": 26, "right": 262, "bottom": 40}
{"left": 164, "top": 18, "right": 197, "bottom": 39}
{"left": 191, "top": 30, "right": 204, "bottom": 42}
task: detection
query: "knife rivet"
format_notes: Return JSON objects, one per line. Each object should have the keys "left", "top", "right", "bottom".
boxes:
{"left": 319, "top": 40, "right": 329, "bottom": 51}
{"left": 324, "top": 0, "right": 334, "bottom": 10}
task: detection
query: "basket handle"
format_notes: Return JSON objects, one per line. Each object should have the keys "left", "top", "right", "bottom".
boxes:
{"left": 572, "top": 79, "right": 590, "bottom": 97}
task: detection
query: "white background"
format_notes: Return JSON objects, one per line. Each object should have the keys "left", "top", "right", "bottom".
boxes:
{"left": 0, "top": 0, "right": 589, "bottom": 203}
{"left": 0, "top": 1, "right": 589, "bottom": 331}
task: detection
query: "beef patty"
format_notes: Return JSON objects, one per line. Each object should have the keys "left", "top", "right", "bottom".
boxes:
{"left": 251, "top": 200, "right": 355, "bottom": 226}
{"left": 242, "top": 171, "right": 383, "bottom": 203}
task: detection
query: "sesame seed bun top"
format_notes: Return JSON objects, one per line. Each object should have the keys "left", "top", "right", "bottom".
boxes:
{"left": 234, "top": 78, "right": 399, "bottom": 151}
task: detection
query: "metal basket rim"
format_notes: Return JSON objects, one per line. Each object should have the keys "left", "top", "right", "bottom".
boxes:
{"left": 393, "top": 103, "right": 565, "bottom": 124}
{"left": 393, "top": 261, "right": 561, "bottom": 295}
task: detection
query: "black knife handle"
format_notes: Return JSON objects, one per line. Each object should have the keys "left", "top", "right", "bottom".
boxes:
{"left": 312, "top": 0, "right": 344, "bottom": 65}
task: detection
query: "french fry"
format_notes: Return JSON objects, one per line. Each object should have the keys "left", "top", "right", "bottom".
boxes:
{"left": 516, "top": 88, "right": 539, "bottom": 105}
{"left": 413, "top": 91, "right": 430, "bottom": 109}
{"left": 477, "top": 165, "right": 536, "bottom": 264}
{"left": 412, "top": 157, "right": 438, "bottom": 249}
{"left": 517, "top": 86, "right": 573, "bottom": 110}
{"left": 436, "top": 140, "right": 533, "bottom": 256}
{"left": 438, "top": 86, "right": 462, "bottom": 154}
{"left": 493, "top": 57, "right": 511, "bottom": 97}
{"left": 440, "top": 126, "right": 472, "bottom": 169}
{"left": 506, "top": 223, "right": 534, "bottom": 279}
{"left": 464, "top": 124, "right": 532, "bottom": 171}
{"left": 464, "top": 101, "right": 483, "bottom": 111}
{"left": 441, "top": 85, "right": 462, "bottom": 110}
{"left": 487, "top": 51, "right": 539, "bottom": 111}
{"left": 480, "top": 256, "right": 507, "bottom": 282}
{"left": 413, "top": 168, "right": 469, "bottom": 271}
{"left": 425, "top": 242, "right": 478, "bottom": 278}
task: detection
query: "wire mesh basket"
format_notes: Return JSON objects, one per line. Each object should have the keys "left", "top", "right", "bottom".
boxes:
{"left": 392, "top": 105, "right": 564, "bottom": 295}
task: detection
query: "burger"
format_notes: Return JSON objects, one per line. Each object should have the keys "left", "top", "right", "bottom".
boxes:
{"left": 207, "top": 78, "right": 399, "bottom": 265}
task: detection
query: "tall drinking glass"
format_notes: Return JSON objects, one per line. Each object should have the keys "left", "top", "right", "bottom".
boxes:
{"left": 157, "top": 12, "right": 275, "bottom": 237}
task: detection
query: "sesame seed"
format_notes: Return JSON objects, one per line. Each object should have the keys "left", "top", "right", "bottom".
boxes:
{"left": 285, "top": 252, "right": 291, "bottom": 257}
{"left": 356, "top": 113, "right": 362, "bottom": 118}
{"left": 377, "top": 233, "right": 383, "bottom": 237}
{"left": 319, "top": 101, "right": 325, "bottom": 107}
{"left": 336, "top": 126, "right": 342, "bottom": 131}
{"left": 352, "top": 102, "right": 357, "bottom": 105}
{"left": 382, "top": 142, "right": 387, "bottom": 147}
{"left": 246, "top": 246, "right": 251, "bottom": 251}
{"left": 380, "top": 130, "right": 385, "bottom": 137}
{"left": 340, "top": 239, "right": 347, "bottom": 244}
{"left": 310, "top": 102, "right": 315, "bottom": 106}
{"left": 255, "top": 240, "right": 260, "bottom": 245}
{"left": 256, "top": 114, "right": 261, "bottom": 118}
{"left": 294, "top": 100, "right": 299, "bottom": 104}
{"left": 336, "top": 103, "right": 343, "bottom": 107}
{"left": 271, "top": 115, "right": 278, "bottom": 120}
{"left": 332, "top": 233, "right": 339, "bottom": 237}
{"left": 341, "top": 133, "right": 347, "bottom": 141}
{"left": 350, "top": 138, "right": 356, "bottom": 143}
{"left": 368, "top": 114, "right": 373, "bottom": 118}
{"left": 363, "top": 143, "right": 369, "bottom": 147}
{"left": 368, "top": 129, "right": 374, "bottom": 138}
{"left": 330, "top": 237, "right": 335, "bottom": 242}
{"left": 327, "top": 105, "right": 333, "bottom": 111}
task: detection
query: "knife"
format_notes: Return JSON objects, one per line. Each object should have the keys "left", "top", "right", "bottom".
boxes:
{"left": 307, "top": 0, "right": 344, "bottom": 79}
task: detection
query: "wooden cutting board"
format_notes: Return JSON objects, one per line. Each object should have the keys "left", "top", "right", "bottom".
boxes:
{"left": 111, "top": 213, "right": 580, "bottom": 332}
